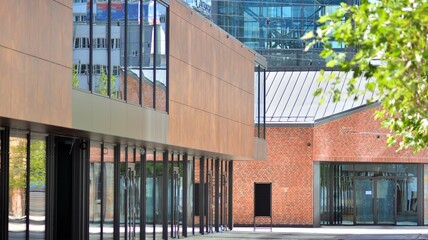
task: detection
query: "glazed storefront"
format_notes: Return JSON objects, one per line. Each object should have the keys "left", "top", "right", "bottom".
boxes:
{"left": 0, "top": 129, "right": 233, "bottom": 239}
{"left": 317, "top": 163, "right": 428, "bottom": 226}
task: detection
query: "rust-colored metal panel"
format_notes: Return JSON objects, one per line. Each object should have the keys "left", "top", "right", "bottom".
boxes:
{"left": 0, "top": 0, "right": 72, "bottom": 128}
{"left": 168, "top": 0, "right": 256, "bottom": 159}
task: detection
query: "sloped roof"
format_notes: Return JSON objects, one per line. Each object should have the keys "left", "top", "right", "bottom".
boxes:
{"left": 266, "top": 70, "right": 376, "bottom": 124}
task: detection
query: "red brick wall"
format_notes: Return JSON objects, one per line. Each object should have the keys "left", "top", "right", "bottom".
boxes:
{"left": 233, "top": 107, "right": 428, "bottom": 226}
{"left": 314, "top": 107, "right": 428, "bottom": 162}
{"left": 234, "top": 127, "right": 314, "bottom": 226}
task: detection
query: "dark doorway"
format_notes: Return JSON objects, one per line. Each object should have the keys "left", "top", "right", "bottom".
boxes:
{"left": 54, "top": 138, "right": 74, "bottom": 240}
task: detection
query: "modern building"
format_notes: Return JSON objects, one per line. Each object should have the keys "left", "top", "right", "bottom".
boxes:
{"left": 209, "top": 0, "right": 348, "bottom": 68}
{"left": 0, "top": 0, "right": 267, "bottom": 239}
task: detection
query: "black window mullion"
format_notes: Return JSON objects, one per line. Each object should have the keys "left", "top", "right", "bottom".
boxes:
{"left": 165, "top": 5, "right": 169, "bottom": 113}
{"left": 0, "top": 129, "right": 10, "bottom": 239}
{"left": 170, "top": 153, "right": 174, "bottom": 238}
{"left": 107, "top": 0, "right": 112, "bottom": 97}
{"left": 140, "top": 148, "right": 146, "bottom": 240}
{"left": 125, "top": 146, "right": 128, "bottom": 240}
{"left": 100, "top": 143, "right": 105, "bottom": 240}
{"left": 139, "top": 0, "right": 143, "bottom": 106}
{"left": 89, "top": 0, "right": 93, "bottom": 92}
{"left": 257, "top": 66, "right": 261, "bottom": 138}
{"left": 152, "top": 151, "right": 156, "bottom": 237}
{"left": 113, "top": 144, "right": 120, "bottom": 240}
{"left": 153, "top": 1, "right": 157, "bottom": 109}
{"left": 124, "top": 0, "right": 128, "bottom": 102}
{"left": 263, "top": 69, "right": 266, "bottom": 139}
{"left": 25, "top": 132, "right": 31, "bottom": 240}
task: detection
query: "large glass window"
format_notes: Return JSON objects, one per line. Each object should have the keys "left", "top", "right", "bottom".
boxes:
{"left": 320, "top": 163, "right": 418, "bottom": 226}
{"left": 8, "top": 132, "right": 47, "bottom": 239}
{"left": 72, "top": 0, "right": 169, "bottom": 110}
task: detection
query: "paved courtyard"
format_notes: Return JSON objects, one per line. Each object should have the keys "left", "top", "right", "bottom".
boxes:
{"left": 186, "top": 226, "right": 428, "bottom": 239}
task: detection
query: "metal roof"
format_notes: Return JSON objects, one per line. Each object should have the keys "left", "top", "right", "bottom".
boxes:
{"left": 266, "top": 70, "right": 376, "bottom": 124}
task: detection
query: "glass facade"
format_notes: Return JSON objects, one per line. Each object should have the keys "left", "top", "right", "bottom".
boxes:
{"left": 209, "top": 0, "right": 348, "bottom": 68}
{"left": 72, "top": 0, "right": 169, "bottom": 111}
{"left": 320, "top": 163, "right": 419, "bottom": 225}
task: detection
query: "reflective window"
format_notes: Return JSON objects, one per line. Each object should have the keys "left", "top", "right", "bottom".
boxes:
{"left": 142, "top": 0, "right": 155, "bottom": 108}
{"left": 146, "top": 149, "right": 155, "bottom": 239}
{"left": 29, "top": 134, "right": 46, "bottom": 239}
{"left": 155, "top": 2, "right": 168, "bottom": 112}
{"left": 89, "top": 141, "right": 102, "bottom": 239}
{"left": 103, "top": 144, "right": 115, "bottom": 239}
{"left": 9, "top": 131, "right": 28, "bottom": 239}
{"left": 72, "top": 0, "right": 169, "bottom": 111}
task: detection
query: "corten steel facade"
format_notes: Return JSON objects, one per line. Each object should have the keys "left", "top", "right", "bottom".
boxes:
{"left": 233, "top": 106, "right": 428, "bottom": 227}
{"left": 0, "top": 0, "right": 267, "bottom": 239}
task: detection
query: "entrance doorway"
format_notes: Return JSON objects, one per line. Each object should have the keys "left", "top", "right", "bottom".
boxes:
{"left": 354, "top": 177, "right": 397, "bottom": 225}
{"left": 54, "top": 138, "right": 74, "bottom": 240}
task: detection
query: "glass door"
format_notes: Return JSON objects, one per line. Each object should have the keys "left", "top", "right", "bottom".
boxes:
{"left": 354, "top": 177, "right": 397, "bottom": 225}
{"left": 355, "top": 177, "right": 374, "bottom": 224}
{"left": 376, "top": 177, "right": 396, "bottom": 224}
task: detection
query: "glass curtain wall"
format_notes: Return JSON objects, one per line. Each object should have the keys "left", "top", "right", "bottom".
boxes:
{"left": 72, "top": 0, "right": 169, "bottom": 110}
{"left": 320, "top": 163, "right": 418, "bottom": 226}
{"left": 8, "top": 131, "right": 47, "bottom": 239}
{"left": 211, "top": 0, "right": 345, "bottom": 68}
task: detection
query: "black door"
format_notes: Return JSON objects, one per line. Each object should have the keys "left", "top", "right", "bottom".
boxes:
{"left": 54, "top": 139, "right": 74, "bottom": 240}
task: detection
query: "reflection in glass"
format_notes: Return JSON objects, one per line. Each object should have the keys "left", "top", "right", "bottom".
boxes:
{"left": 89, "top": 141, "right": 102, "bottom": 240}
{"left": 103, "top": 144, "right": 115, "bottom": 239}
{"left": 9, "top": 132, "right": 28, "bottom": 239}
{"left": 29, "top": 135, "right": 46, "bottom": 239}
{"left": 155, "top": 151, "right": 164, "bottom": 239}
{"left": 119, "top": 146, "right": 127, "bottom": 239}
{"left": 142, "top": 0, "right": 155, "bottom": 108}
{"left": 108, "top": 2, "right": 124, "bottom": 99}
{"left": 146, "top": 150, "right": 155, "bottom": 239}
{"left": 155, "top": 2, "right": 168, "bottom": 112}
{"left": 126, "top": 2, "right": 141, "bottom": 105}
{"left": 72, "top": 0, "right": 90, "bottom": 90}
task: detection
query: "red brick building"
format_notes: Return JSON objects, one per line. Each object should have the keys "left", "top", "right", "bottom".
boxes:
{"left": 233, "top": 70, "right": 428, "bottom": 227}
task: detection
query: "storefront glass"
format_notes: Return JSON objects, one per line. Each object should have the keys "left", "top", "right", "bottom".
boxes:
{"left": 320, "top": 163, "right": 418, "bottom": 225}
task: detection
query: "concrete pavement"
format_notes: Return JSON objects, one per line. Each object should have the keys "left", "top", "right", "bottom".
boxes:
{"left": 185, "top": 226, "right": 428, "bottom": 239}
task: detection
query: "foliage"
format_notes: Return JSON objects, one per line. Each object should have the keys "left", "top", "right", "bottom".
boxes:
{"left": 96, "top": 67, "right": 118, "bottom": 98}
{"left": 72, "top": 65, "right": 79, "bottom": 88}
{"left": 302, "top": 0, "right": 428, "bottom": 152}
{"left": 9, "top": 138, "right": 46, "bottom": 190}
